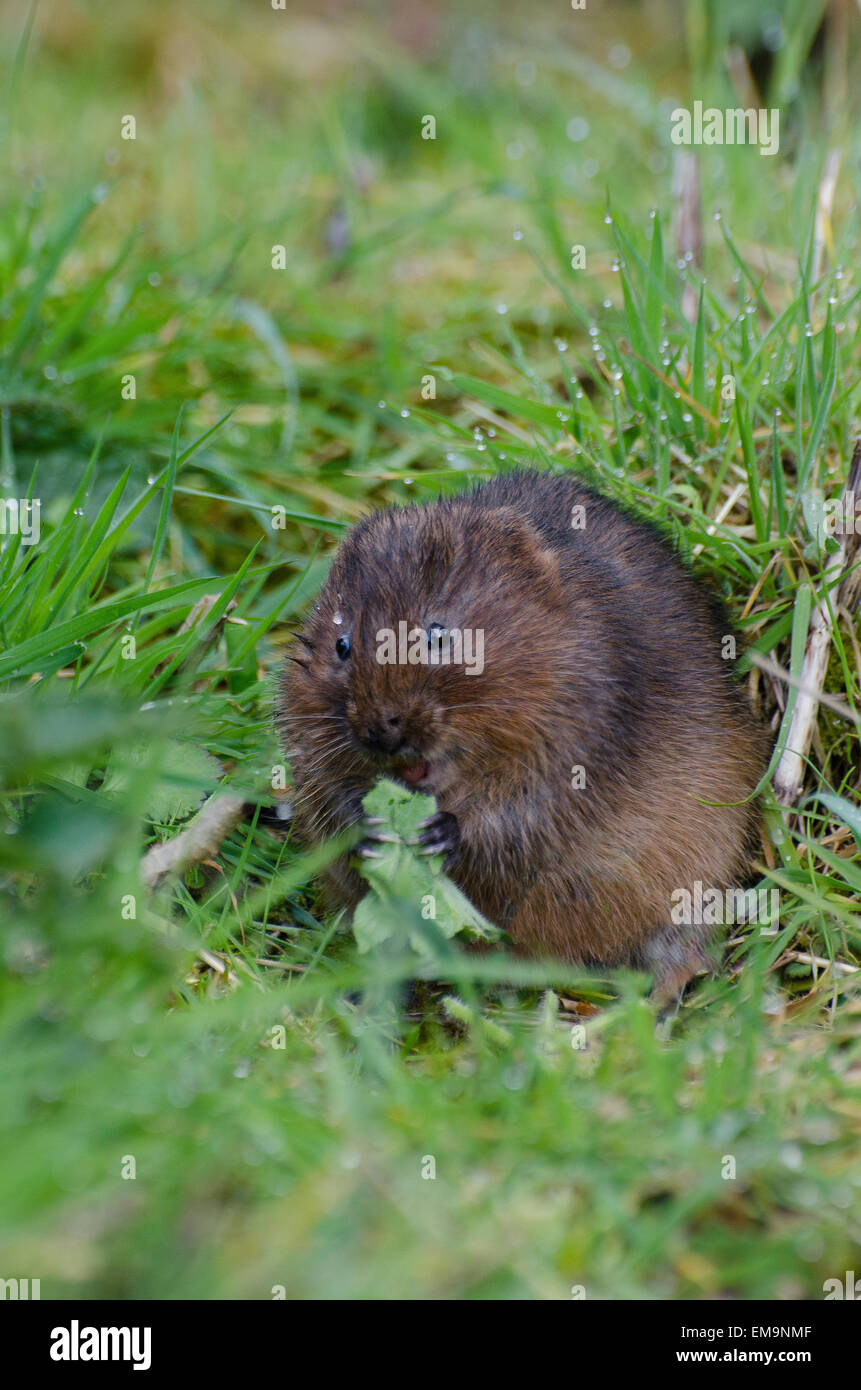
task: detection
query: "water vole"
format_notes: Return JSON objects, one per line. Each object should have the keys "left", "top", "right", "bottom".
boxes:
{"left": 278, "top": 469, "right": 766, "bottom": 1003}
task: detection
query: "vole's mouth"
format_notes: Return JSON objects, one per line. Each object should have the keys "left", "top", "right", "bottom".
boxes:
{"left": 386, "top": 754, "right": 453, "bottom": 796}
{"left": 398, "top": 760, "right": 429, "bottom": 786}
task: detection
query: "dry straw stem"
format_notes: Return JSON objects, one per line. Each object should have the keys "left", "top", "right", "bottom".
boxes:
{"left": 813, "top": 147, "right": 841, "bottom": 282}
{"left": 772, "top": 437, "right": 861, "bottom": 806}
{"left": 749, "top": 651, "right": 861, "bottom": 728}
{"left": 140, "top": 790, "right": 248, "bottom": 890}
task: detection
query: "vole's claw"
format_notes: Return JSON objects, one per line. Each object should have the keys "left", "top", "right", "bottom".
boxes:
{"left": 357, "top": 812, "right": 460, "bottom": 863}
{"left": 356, "top": 815, "right": 399, "bottom": 860}
{"left": 413, "top": 810, "right": 460, "bottom": 862}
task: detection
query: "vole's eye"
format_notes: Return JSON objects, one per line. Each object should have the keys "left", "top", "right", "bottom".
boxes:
{"left": 427, "top": 622, "right": 446, "bottom": 645}
{"left": 335, "top": 635, "right": 351, "bottom": 661}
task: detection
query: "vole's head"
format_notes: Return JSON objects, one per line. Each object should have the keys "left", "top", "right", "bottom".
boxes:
{"left": 282, "top": 496, "right": 568, "bottom": 796}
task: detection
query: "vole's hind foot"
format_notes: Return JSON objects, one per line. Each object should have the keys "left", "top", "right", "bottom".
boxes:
{"left": 638, "top": 925, "right": 714, "bottom": 1014}
{"left": 410, "top": 811, "right": 460, "bottom": 864}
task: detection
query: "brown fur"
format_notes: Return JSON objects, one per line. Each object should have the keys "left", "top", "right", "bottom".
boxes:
{"left": 278, "top": 470, "right": 767, "bottom": 1002}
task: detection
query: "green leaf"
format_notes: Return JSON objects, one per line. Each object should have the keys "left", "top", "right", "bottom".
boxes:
{"left": 104, "top": 740, "right": 222, "bottom": 822}
{"left": 802, "top": 791, "right": 861, "bottom": 856}
{"left": 353, "top": 778, "right": 500, "bottom": 954}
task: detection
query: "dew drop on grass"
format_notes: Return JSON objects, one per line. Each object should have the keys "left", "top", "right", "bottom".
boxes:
{"left": 377, "top": 399, "right": 386, "bottom": 408}
{"left": 496, "top": 303, "right": 508, "bottom": 315}
{"left": 400, "top": 408, "right": 410, "bottom": 418}
{"left": 148, "top": 272, "right": 161, "bottom": 287}
{"left": 779, "top": 1142, "right": 803, "bottom": 1171}
{"left": 512, "top": 228, "right": 523, "bottom": 241}
{"left": 43, "top": 365, "right": 57, "bottom": 380}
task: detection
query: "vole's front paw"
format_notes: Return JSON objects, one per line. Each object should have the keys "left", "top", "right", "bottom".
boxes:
{"left": 355, "top": 815, "right": 399, "bottom": 860}
{"left": 412, "top": 811, "right": 460, "bottom": 863}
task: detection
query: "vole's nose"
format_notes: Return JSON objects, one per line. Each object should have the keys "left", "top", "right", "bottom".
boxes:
{"left": 361, "top": 712, "right": 403, "bottom": 754}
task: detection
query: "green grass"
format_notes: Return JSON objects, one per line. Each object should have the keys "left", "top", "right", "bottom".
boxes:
{"left": 2, "top": 0, "right": 861, "bottom": 1300}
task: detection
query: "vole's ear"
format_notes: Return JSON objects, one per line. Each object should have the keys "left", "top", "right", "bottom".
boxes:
{"left": 486, "top": 506, "right": 562, "bottom": 594}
